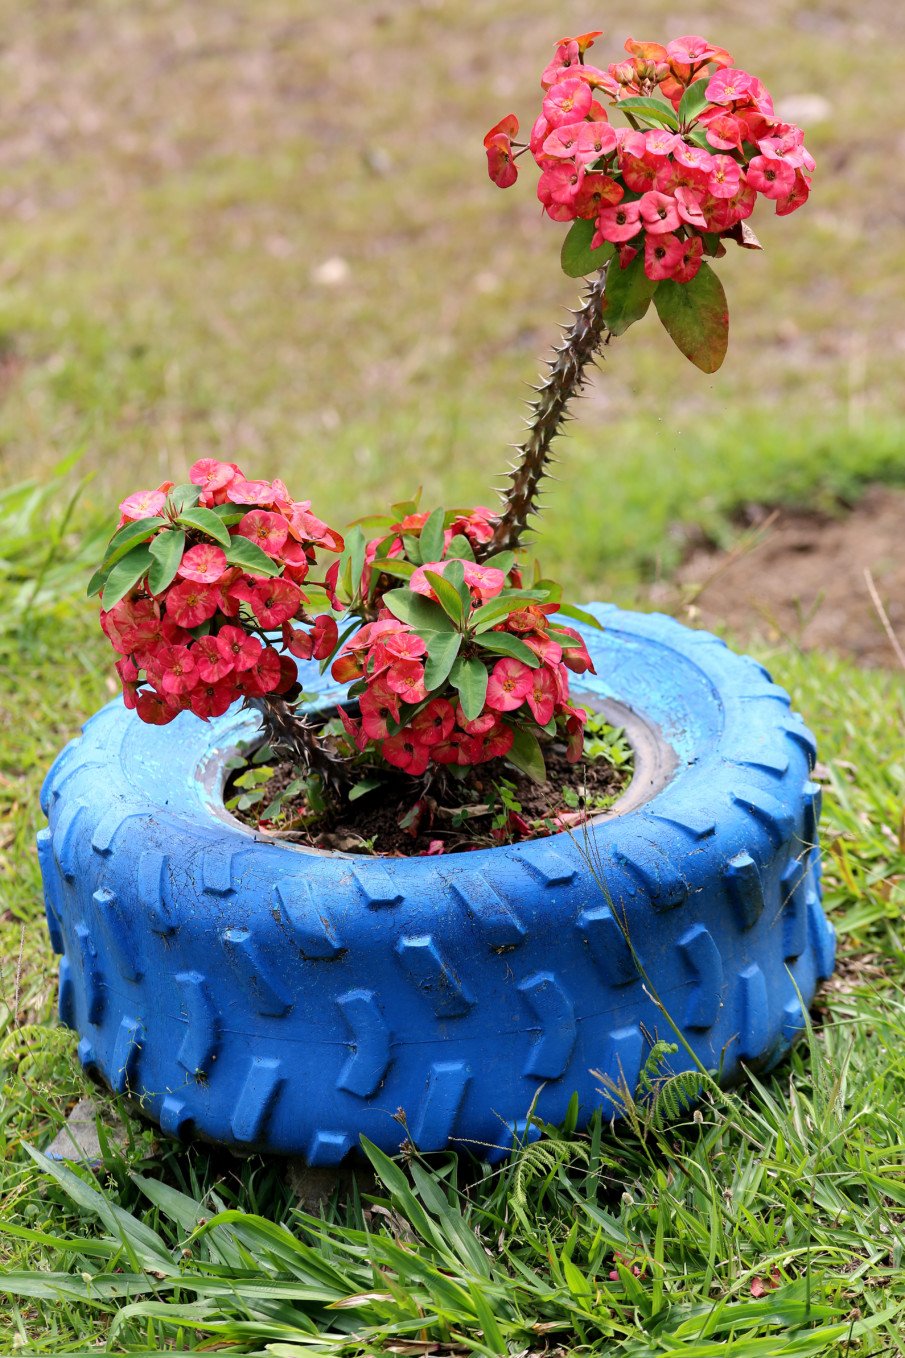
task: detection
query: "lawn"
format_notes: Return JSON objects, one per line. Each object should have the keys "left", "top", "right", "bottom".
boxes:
{"left": 1, "top": 0, "right": 905, "bottom": 1353}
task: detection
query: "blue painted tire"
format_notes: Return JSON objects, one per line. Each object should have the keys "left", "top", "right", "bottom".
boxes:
{"left": 38, "top": 606, "right": 834, "bottom": 1161}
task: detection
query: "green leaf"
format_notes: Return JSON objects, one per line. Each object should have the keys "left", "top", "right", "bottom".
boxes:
{"left": 101, "top": 516, "right": 167, "bottom": 569}
{"left": 165, "top": 483, "right": 201, "bottom": 514}
{"left": 482, "top": 550, "right": 515, "bottom": 577}
{"left": 470, "top": 590, "right": 548, "bottom": 632}
{"left": 418, "top": 507, "right": 446, "bottom": 564}
{"left": 224, "top": 535, "right": 282, "bottom": 577}
{"left": 86, "top": 566, "right": 108, "bottom": 598}
{"left": 444, "top": 558, "right": 472, "bottom": 617}
{"left": 372, "top": 559, "right": 416, "bottom": 580}
{"left": 556, "top": 601, "right": 604, "bottom": 629}
{"left": 653, "top": 262, "right": 729, "bottom": 372}
{"left": 678, "top": 77, "right": 711, "bottom": 127}
{"left": 449, "top": 656, "right": 488, "bottom": 721}
{"left": 505, "top": 726, "right": 546, "bottom": 783}
{"left": 382, "top": 589, "right": 454, "bottom": 635}
{"left": 100, "top": 544, "right": 152, "bottom": 609}
{"left": 602, "top": 250, "right": 659, "bottom": 336}
{"left": 423, "top": 631, "right": 462, "bottom": 690}
{"left": 445, "top": 533, "right": 475, "bottom": 562}
{"left": 561, "top": 218, "right": 615, "bottom": 279}
{"left": 424, "top": 569, "right": 465, "bottom": 627}
{"left": 615, "top": 96, "right": 679, "bottom": 129}
{"left": 147, "top": 529, "right": 186, "bottom": 596}
{"left": 348, "top": 775, "right": 384, "bottom": 801}
{"left": 477, "top": 632, "right": 541, "bottom": 667}
{"left": 176, "top": 506, "right": 231, "bottom": 547}
{"left": 208, "top": 504, "right": 245, "bottom": 525}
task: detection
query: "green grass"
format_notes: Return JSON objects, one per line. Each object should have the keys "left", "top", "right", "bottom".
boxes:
{"left": 1, "top": 1, "right": 904, "bottom": 1350}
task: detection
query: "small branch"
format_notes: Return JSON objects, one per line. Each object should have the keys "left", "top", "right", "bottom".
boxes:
{"left": 479, "top": 264, "right": 612, "bottom": 559}
{"left": 864, "top": 567, "right": 905, "bottom": 672}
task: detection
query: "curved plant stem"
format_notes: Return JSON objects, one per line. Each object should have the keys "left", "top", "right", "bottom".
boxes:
{"left": 480, "top": 264, "right": 613, "bottom": 559}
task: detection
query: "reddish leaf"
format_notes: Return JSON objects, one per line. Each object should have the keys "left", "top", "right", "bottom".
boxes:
{"left": 653, "top": 262, "right": 729, "bottom": 372}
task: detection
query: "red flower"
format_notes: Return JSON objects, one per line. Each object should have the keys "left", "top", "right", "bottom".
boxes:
{"left": 311, "top": 614, "right": 339, "bottom": 661}
{"left": 189, "top": 682, "right": 235, "bottom": 719}
{"left": 644, "top": 232, "right": 685, "bottom": 280}
{"left": 412, "top": 698, "right": 455, "bottom": 746}
{"left": 237, "top": 510, "right": 288, "bottom": 558}
{"left": 135, "top": 688, "right": 179, "bottom": 725}
{"left": 283, "top": 623, "right": 314, "bottom": 661}
{"left": 360, "top": 679, "right": 400, "bottom": 740}
{"left": 249, "top": 578, "right": 302, "bottom": 628}
{"left": 381, "top": 729, "right": 431, "bottom": 775}
{"left": 525, "top": 665, "right": 557, "bottom": 724}
{"left": 543, "top": 78, "right": 592, "bottom": 128}
{"left": 593, "top": 200, "right": 642, "bottom": 245}
{"left": 165, "top": 580, "right": 219, "bottom": 629}
{"left": 218, "top": 625, "right": 261, "bottom": 671}
{"left": 157, "top": 644, "right": 197, "bottom": 696}
{"left": 746, "top": 154, "right": 795, "bottom": 200}
{"left": 192, "top": 634, "right": 234, "bottom": 683}
{"left": 178, "top": 543, "right": 228, "bottom": 584}
{"left": 639, "top": 190, "right": 681, "bottom": 234}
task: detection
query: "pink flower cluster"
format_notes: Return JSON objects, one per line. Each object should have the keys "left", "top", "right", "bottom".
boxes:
{"left": 330, "top": 567, "right": 594, "bottom": 775}
{"left": 325, "top": 505, "right": 500, "bottom": 612}
{"left": 100, "top": 460, "right": 343, "bottom": 725}
{"left": 486, "top": 30, "right": 813, "bottom": 283}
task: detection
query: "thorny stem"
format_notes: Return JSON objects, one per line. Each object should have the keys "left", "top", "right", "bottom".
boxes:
{"left": 479, "top": 264, "right": 613, "bottom": 560}
{"left": 247, "top": 694, "right": 338, "bottom": 778}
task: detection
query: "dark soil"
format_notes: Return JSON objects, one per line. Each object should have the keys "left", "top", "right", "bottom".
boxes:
{"left": 654, "top": 485, "right": 905, "bottom": 667}
{"left": 227, "top": 738, "right": 631, "bottom": 857}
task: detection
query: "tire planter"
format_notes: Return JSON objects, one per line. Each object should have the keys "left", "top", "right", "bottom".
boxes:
{"left": 38, "top": 605, "right": 834, "bottom": 1162}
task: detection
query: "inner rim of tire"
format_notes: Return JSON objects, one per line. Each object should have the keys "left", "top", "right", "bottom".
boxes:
{"left": 198, "top": 692, "right": 679, "bottom": 857}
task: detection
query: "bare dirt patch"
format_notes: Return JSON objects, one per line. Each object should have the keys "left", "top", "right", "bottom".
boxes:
{"left": 658, "top": 485, "right": 905, "bottom": 667}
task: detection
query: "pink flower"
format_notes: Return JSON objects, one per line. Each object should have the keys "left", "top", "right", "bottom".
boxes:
{"left": 775, "top": 169, "right": 811, "bottom": 216}
{"left": 193, "top": 633, "right": 234, "bottom": 682}
{"left": 462, "top": 561, "right": 505, "bottom": 602}
{"left": 118, "top": 489, "right": 166, "bottom": 522}
{"left": 525, "top": 665, "right": 557, "bottom": 724}
{"left": 619, "top": 153, "right": 658, "bottom": 194}
{"left": 381, "top": 729, "right": 430, "bottom": 776}
{"left": 542, "top": 78, "right": 592, "bottom": 128}
{"left": 486, "top": 657, "right": 533, "bottom": 712}
{"left": 412, "top": 698, "right": 455, "bottom": 746}
{"left": 644, "top": 232, "right": 685, "bottom": 281}
{"left": 386, "top": 660, "right": 428, "bottom": 704}
{"left": 538, "top": 161, "right": 585, "bottom": 208}
{"left": 384, "top": 630, "right": 427, "bottom": 660}
{"left": 707, "top": 154, "right": 741, "bottom": 198}
{"left": 639, "top": 190, "right": 681, "bottom": 234}
{"left": 165, "top": 580, "right": 220, "bottom": 629}
{"left": 666, "top": 35, "right": 730, "bottom": 66}
{"left": 746, "top": 154, "right": 796, "bottom": 199}
{"left": 705, "top": 68, "right": 754, "bottom": 105}
{"left": 157, "top": 644, "right": 197, "bottom": 696}
{"left": 218, "top": 625, "right": 262, "bottom": 671}
{"left": 704, "top": 113, "right": 745, "bottom": 152}
{"left": 558, "top": 627, "right": 595, "bottom": 674}
{"left": 189, "top": 459, "right": 240, "bottom": 505}
{"left": 227, "top": 478, "right": 276, "bottom": 507}
{"left": 674, "top": 185, "right": 707, "bottom": 228}
{"left": 759, "top": 129, "right": 813, "bottom": 172}
{"left": 237, "top": 510, "right": 289, "bottom": 558}
{"left": 103, "top": 596, "right": 161, "bottom": 653}
{"left": 178, "top": 543, "right": 228, "bottom": 584}
{"left": 643, "top": 129, "right": 680, "bottom": 160}
{"left": 672, "top": 142, "right": 714, "bottom": 176}
{"left": 248, "top": 578, "right": 302, "bottom": 628}
{"left": 573, "top": 173, "right": 623, "bottom": 220}
{"left": 593, "top": 200, "right": 642, "bottom": 245}
{"left": 673, "top": 234, "right": 704, "bottom": 284}
{"left": 486, "top": 134, "right": 518, "bottom": 189}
